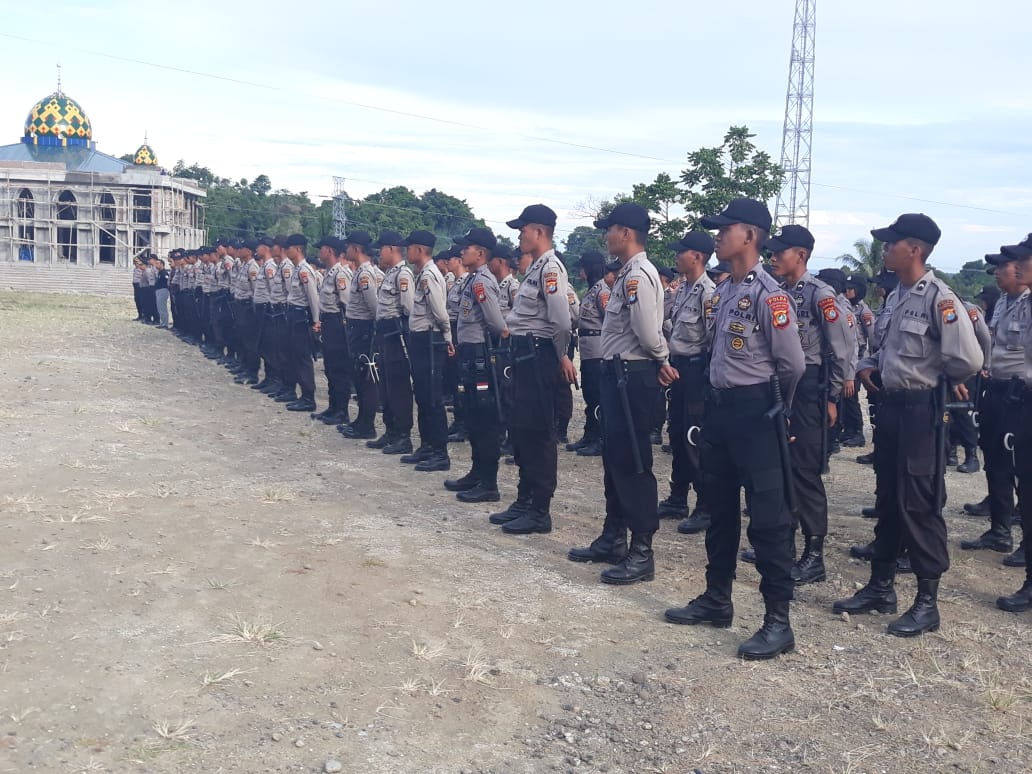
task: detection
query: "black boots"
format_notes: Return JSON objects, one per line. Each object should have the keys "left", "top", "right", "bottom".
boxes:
{"left": 568, "top": 518, "right": 628, "bottom": 565}
{"left": 414, "top": 449, "right": 450, "bottom": 472}
{"left": 832, "top": 561, "right": 898, "bottom": 615}
{"left": 963, "top": 496, "right": 990, "bottom": 517}
{"left": 456, "top": 482, "right": 500, "bottom": 503}
{"left": 997, "top": 579, "right": 1032, "bottom": 613}
{"left": 737, "top": 599, "right": 795, "bottom": 660}
{"left": 960, "top": 525, "right": 1013, "bottom": 553}
{"left": 887, "top": 578, "right": 940, "bottom": 637}
{"left": 664, "top": 578, "right": 733, "bottom": 627}
{"left": 286, "top": 396, "right": 316, "bottom": 412}
{"left": 400, "top": 445, "right": 432, "bottom": 464}
{"left": 502, "top": 508, "right": 552, "bottom": 534}
{"left": 677, "top": 507, "right": 711, "bottom": 535}
{"left": 791, "top": 535, "right": 827, "bottom": 585}
{"left": 443, "top": 471, "right": 480, "bottom": 492}
{"left": 382, "top": 435, "right": 414, "bottom": 455}
{"left": 956, "top": 448, "right": 980, "bottom": 474}
{"left": 489, "top": 496, "right": 531, "bottom": 525}
{"left": 600, "top": 533, "right": 654, "bottom": 585}
{"left": 657, "top": 494, "right": 689, "bottom": 519}
{"left": 366, "top": 432, "right": 394, "bottom": 450}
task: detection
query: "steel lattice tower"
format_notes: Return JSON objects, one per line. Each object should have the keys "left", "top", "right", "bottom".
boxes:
{"left": 774, "top": 0, "right": 816, "bottom": 228}
{"left": 332, "top": 176, "right": 347, "bottom": 237}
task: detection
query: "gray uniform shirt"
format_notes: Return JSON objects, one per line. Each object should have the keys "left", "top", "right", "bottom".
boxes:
{"left": 668, "top": 273, "right": 716, "bottom": 359}
{"left": 132, "top": 266, "right": 143, "bottom": 285}
{"left": 376, "top": 262, "right": 414, "bottom": 320}
{"left": 447, "top": 272, "right": 468, "bottom": 322}
{"left": 216, "top": 256, "right": 233, "bottom": 290}
{"left": 854, "top": 299, "right": 874, "bottom": 358}
{"left": 319, "top": 263, "right": 345, "bottom": 315}
{"left": 411, "top": 262, "right": 452, "bottom": 342}
{"left": 141, "top": 266, "right": 156, "bottom": 288}
{"left": 507, "top": 249, "right": 572, "bottom": 359}
{"left": 708, "top": 267, "right": 806, "bottom": 406}
{"left": 856, "top": 270, "right": 982, "bottom": 389}
{"left": 202, "top": 262, "right": 217, "bottom": 293}
{"left": 457, "top": 265, "right": 506, "bottom": 344}
{"left": 988, "top": 290, "right": 1030, "bottom": 379}
{"left": 578, "top": 279, "right": 611, "bottom": 361}
{"left": 601, "top": 252, "right": 668, "bottom": 364}
{"left": 964, "top": 302, "right": 991, "bottom": 371}
{"left": 253, "top": 258, "right": 273, "bottom": 304}
{"left": 336, "top": 264, "right": 353, "bottom": 314}
{"left": 234, "top": 258, "right": 257, "bottom": 300}
{"left": 498, "top": 275, "right": 519, "bottom": 313}
{"left": 791, "top": 273, "right": 857, "bottom": 399}
{"left": 287, "top": 260, "right": 321, "bottom": 322}
{"left": 347, "top": 262, "right": 384, "bottom": 321}
{"left": 269, "top": 258, "right": 292, "bottom": 304}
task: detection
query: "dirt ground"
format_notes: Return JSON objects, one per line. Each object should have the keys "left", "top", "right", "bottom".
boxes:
{"left": 0, "top": 291, "right": 1030, "bottom": 774}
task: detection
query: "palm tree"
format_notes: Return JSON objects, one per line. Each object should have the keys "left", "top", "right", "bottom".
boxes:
{"left": 837, "top": 238, "right": 884, "bottom": 277}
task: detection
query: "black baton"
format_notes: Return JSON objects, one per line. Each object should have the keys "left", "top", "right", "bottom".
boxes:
{"left": 613, "top": 354, "right": 644, "bottom": 474}
{"left": 765, "top": 375, "right": 797, "bottom": 514}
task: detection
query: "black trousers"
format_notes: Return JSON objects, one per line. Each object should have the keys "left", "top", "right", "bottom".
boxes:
{"left": 579, "top": 357, "right": 602, "bottom": 439}
{"left": 202, "top": 293, "right": 216, "bottom": 345}
{"left": 667, "top": 355, "right": 708, "bottom": 502}
{"left": 949, "top": 375, "right": 979, "bottom": 450}
{"left": 980, "top": 380, "right": 1022, "bottom": 530}
{"left": 1014, "top": 394, "right": 1032, "bottom": 580}
{"left": 133, "top": 284, "right": 143, "bottom": 318}
{"left": 321, "top": 312, "right": 351, "bottom": 414}
{"left": 459, "top": 343, "right": 500, "bottom": 486}
{"left": 446, "top": 321, "right": 464, "bottom": 428}
{"left": 840, "top": 390, "right": 864, "bottom": 436}
{"left": 286, "top": 307, "right": 316, "bottom": 400}
{"left": 264, "top": 307, "right": 288, "bottom": 383}
{"left": 375, "top": 321, "right": 413, "bottom": 435}
{"left": 348, "top": 319, "right": 378, "bottom": 433}
{"left": 212, "top": 293, "right": 232, "bottom": 352}
{"left": 234, "top": 301, "right": 258, "bottom": 376}
{"left": 600, "top": 359, "right": 661, "bottom": 534}
{"left": 701, "top": 385, "right": 794, "bottom": 602}
{"left": 511, "top": 340, "right": 560, "bottom": 511}
{"left": 554, "top": 381, "right": 573, "bottom": 436}
{"left": 143, "top": 286, "right": 158, "bottom": 322}
{"left": 790, "top": 373, "right": 829, "bottom": 538}
{"left": 872, "top": 391, "right": 949, "bottom": 579}
{"left": 410, "top": 330, "right": 448, "bottom": 450}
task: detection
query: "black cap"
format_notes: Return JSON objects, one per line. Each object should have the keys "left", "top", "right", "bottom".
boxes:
{"left": 343, "top": 230, "right": 372, "bottom": 248}
{"left": 869, "top": 269, "right": 899, "bottom": 290}
{"left": 594, "top": 202, "right": 650, "bottom": 232}
{"left": 258, "top": 236, "right": 275, "bottom": 248}
{"left": 657, "top": 266, "right": 677, "bottom": 281}
{"left": 506, "top": 204, "right": 557, "bottom": 229}
{"left": 434, "top": 249, "right": 451, "bottom": 262}
{"left": 816, "top": 268, "right": 847, "bottom": 294}
{"left": 975, "top": 284, "right": 1001, "bottom": 303}
{"left": 999, "top": 234, "right": 1032, "bottom": 260}
{"left": 870, "top": 213, "right": 941, "bottom": 246}
{"left": 241, "top": 239, "right": 259, "bottom": 252}
{"left": 405, "top": 230, "right": 437, "bottom": 249}
{"left": 286, "top": 233, "right": 307, "bottom": 248}
{"left": 706, "top": 260, "right": 732, "bottom": 277}
{"left": 761, "top": 224, "right": 815, "bottom": 253}
{"left": 491, "top": 244, "right": 512, "bottom": 261}
{"left": 454, "top": 227, "right": 497, "bottom": 251}
{"left": 372, "top": 230, "right": 406, "bottom": 249}
{"left": 699, "top": 198, "right": 773, "bottom": 231}
{"left": 667, "top": 230, "right": 715, "bottom": 256}
{"left": 604, "top": 260, "right": 622, "bottom": 274}
{"left": 273, "top": 235, "right": 288, "bottom": 248}
{"left": 578, "top": 250, "right": 606, "bottom": 270}
{"left": 844, "top": 274, "right": 867, "bottom": 292}
{"left": 316, "top": 236, "right": 340, "bottom": 251}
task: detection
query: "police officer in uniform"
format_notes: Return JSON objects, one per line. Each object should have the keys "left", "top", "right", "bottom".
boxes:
{"left": 766, "top": 225, "right": 856, "bottom": 585}
{"left": 269, "top": 237, "right": 298, "bottom": 402}
{"left": 232, "top": 240, "right": 260, "bottom": 384}
{"left": 443, "top": 228, "right": 509, "bottom": 502}
{"left": 834, "top": 214, "right": 982, "bottom": 637}
{"left": 445, "top": 247, "right": 470, "bottom": 442}
{"left": 340, "top": 232, "right": 384, "bottom": 440}
{"left": 567, "top": 251, "right": 610, "bottom": 457}
{"left": 251, "top": 237, "right": 279, "bottom": 393}
{"left": 961, "top": 247, "right": 1030, "bottom": 553}
{"left": 282, "top": 234, "right": 321, "bottom": 412}
{"left": 402, "top": 229, "right": 453, "bottom": 472}
{"left": 840, "top": 274, "right": 874, "bottom": 446}
{"left": 370, "top": 231, "right": 415, "bottom": 454}
{"left": 659, "top": 231, "right": 716, "bottom": 533}
{"left": 567, "top": 203, "right": 668, "bottom": 584}
{"left": 312, "top": 237, "right": 352, "bottom": 425}
{"left": 491, "top": 205, "right": 575, "bottom": 535}
{"left": 997, "top": 237, "right": 1032, "bottom": 611}
{"left": 663, "top": 198, "right": 805, "bottom": 661}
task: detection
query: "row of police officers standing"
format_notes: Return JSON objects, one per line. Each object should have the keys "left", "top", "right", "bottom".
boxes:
{"left": 158, "top": 200, "right": 1032, "bottom": 661}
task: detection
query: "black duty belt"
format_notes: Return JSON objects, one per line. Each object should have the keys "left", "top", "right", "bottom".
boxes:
{"left": 708, "top": 382, "right": 770, "bottom": 406}
{"left": 881, "top": 388, "right": 935, "bottom": 407}
{"left": 602, "top": 358, "right": 657, "bottom": 374}
{"left": 287, "top": 305, "right": 310, "bottom": 316}
{"left": 511, "top": 335, "right": 553, "bottom": 350}
{"left": 670, "top": 353, "right": 708, "bottom": 367}
{"left": 578, "top": 329, "right": 601, "bottom": 337}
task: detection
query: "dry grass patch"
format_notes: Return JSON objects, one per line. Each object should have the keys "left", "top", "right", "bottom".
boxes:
{"left": 212, "top": 614, "right": 286, "bottom": 645}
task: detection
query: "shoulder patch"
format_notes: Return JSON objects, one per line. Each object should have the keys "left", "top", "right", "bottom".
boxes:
{"left": 817, "top": 296, "right": 839, "bottom": 322}
{"left": 359, "top": 274, "right": 370, "bottom": 290}
{"left": 567, "top": 290, "right": 576, "bottom": 304}
{"left": 766, "top": 294, "right": 791, "bottom": 329}
{"left": 938, "top": 299, "right": 958, "bottom": 324}
{"left": 599, "top": 289, "right": 611, "bottom": 309}
{"left": 625, "top": 278, "right": 639, "bottom": 304}
{"left": 300, "top": 271, "right": 309, "bottom": 284}
{"left": 545, "top": 271, "right": 559, "bottom": 295}
{"left": 474, "top": 282, "right": 487, "bottom": 303}
{"left": 337, "top": 274, "right": 348, "bottom": 291}
{"left": 863, "top": 310, "right": 874, "bottom": 326}
{"left": 967, "top": 307, "right": 979, "bottom": 323}
{"left": 282, "top": 265, "right": 292, "bottom": 279}
{"left": 399, "top": 276, "right": 409, "bottom": 292}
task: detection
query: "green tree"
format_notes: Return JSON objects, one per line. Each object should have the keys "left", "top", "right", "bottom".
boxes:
{"left": 938, "top": 259, "right": 990, "bottom": 301}
{"left": 838, "top": 238, "right": 885, "bottom": 277}
{"left": 630, "top": 172, "right": 686, "bottom": 262}
{"left": 679, "top": 126, "right": 784, "bottom": 228}
{"left": 419, "top": 189, "right": 483, "bottom": 240}
{"left": 250, "top": 174, "right": 272, "bottom": 196}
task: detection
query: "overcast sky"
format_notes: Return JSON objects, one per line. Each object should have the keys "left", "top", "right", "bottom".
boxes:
{"left": 2, "top": 0, "right": 1030, "bottom": 270}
